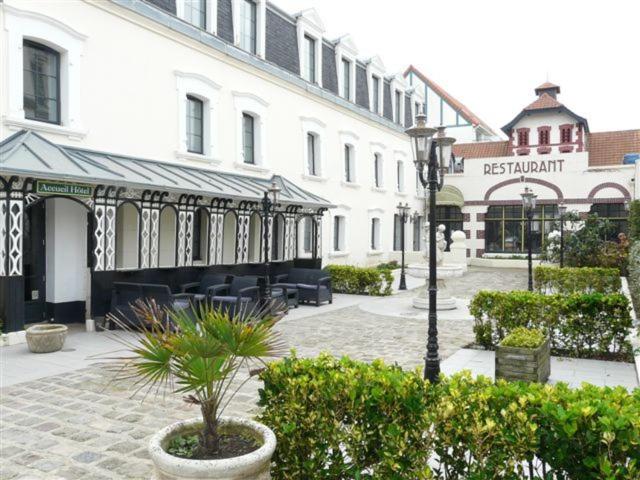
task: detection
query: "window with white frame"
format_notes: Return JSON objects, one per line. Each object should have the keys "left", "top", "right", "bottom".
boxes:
{"left": 184, "top": 0, "right": 206, "bottom": 28}
{"left": 394, "top": 89, "right": 402, "bottom": 124}
{"left": 302, "top": 216, "right": 313, "bottom": 253}
{"left": 371, "top": 75, "right": 381, "bottom": 114}
{"left": 335, "top": 35, "right": 358, "bottom": 102}
{"left": 333, "top": 215, "right": 346, "bottom": 252}
{"left": 374, "top": 153, "right": 383, "bottom": 188}
{"left": 341, "top": 58, "right": 351, "bottom": 100}
{"left": 344, "top": 144, "right": 355, "bottom": 183}
{"left": 306, "top": 132, "right": 320, "bottom": 176}
{"left": 396, "top": 160, "right": 405, "bottom": 192}
{"left": 4, "top": 7, "right": 86, "bottom": 137}
{"left": 366, "top": 55, "right": 385, "bottom": 115}
{"left": 303, "top": 35, "right": 317, "bottom": 83}
{"left": 393, "top": 214, "right": 403, "bottom": 251}
{"left": 301, "top": 117, "right": 325, "bottom": 177}
{"left": 240, "top": 0, "right": 257, "bottom": 53}
{"left": 413, "top": 215, "right": 424, "bottom": 251}
{"left": 176, "top": 72, "right": 220, "bottom": 161}
{"left": 233, "top": 92, "right": 268, "bottom": 168}
{"left": 295, "top": 8, "right": 324, "bottom": 86}
{"left": 243, "top": 113, "right": 255, "bottom": 164}
{"left": 370, "top": 217, "right": 381, "bottom": 251}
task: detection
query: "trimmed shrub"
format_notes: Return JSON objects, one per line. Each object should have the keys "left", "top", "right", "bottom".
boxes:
{"left": 628, "top": 199, "right": 640, "bottom": 242}
{"left": 259, "top": 354, "right": 640, "bottom": 480}
{"left": 534, "top": 265, "right": 621, "bottom": 294}
{"left": 628, "top": 241, "right": 640, "bottom": 316}
{"left": 325, "top": 264, "right": 393, "bottom": 296}
{"left": 500, "top": 326, "right": 545, "bottom": 348}
{"left": 469, "top": 290, "right": 633, "bottom": 360}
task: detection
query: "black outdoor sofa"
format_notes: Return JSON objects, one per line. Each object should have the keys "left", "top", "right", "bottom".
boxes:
{"left": 273, "top": 267, "right": 332, "bottom": 306}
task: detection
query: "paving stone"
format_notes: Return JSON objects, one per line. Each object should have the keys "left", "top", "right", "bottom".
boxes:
{"left": 31, "top": 458, "right": 65, "bottom": 473}
{"left": 106, "top": 441, "right": 140, "bottom": 454}
{"left": 72, "top": 451, "right": 104, "bottom": 464}
{"left": 33, "top": 422, "right": 60, "bottom": 432}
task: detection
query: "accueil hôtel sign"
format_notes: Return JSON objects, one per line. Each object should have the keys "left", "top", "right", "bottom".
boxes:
{"left": 483, "top": 159, "right": 564, "bottom": 175}
{"left": 36, "top": 180, "right": 93, "bottom": 197}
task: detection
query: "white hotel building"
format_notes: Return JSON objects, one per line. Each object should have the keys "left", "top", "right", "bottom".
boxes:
{"left": 0, "top": 0, "right": 493, "bottom": 332}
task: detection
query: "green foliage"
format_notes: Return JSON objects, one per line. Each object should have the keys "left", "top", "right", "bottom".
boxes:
{"left": 628, "top": 200, "right": 640, "bottom": 242}
{"left": 469, "top": 290, "right": 633, "bottom": 360}
{"left": 106, "top": 301, "right": 283, "bottom": 457}
{"left": 325, "top": 264, "right": 393, "bottom": 296}
{"left": 167, "top": 434, "right": 200, "bottom": 459}
{"left": 259, "top": 354, "right": 640, "bottom": 479}
{"left": 500, "top": 327, "right": 545, "bottom": 348}
{"left": 628, "top": 241, "right": 640, "bottom": 316}
{"left": 375, "top": 260, "right": 400, "bottom": 270}
{"left": 534, "top": 265, "right": 621, "bottom": 294}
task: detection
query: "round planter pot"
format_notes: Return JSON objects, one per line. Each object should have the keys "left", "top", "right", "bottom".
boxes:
{"left": 25, "top": 324, "right": 68, "bottom": 353}
{"left": 149, "top": 416, "right": 276, "bottom": 480}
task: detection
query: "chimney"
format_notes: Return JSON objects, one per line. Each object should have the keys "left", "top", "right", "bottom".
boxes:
{"left": 534, "top": 82, "right": 561, "bottom": 99}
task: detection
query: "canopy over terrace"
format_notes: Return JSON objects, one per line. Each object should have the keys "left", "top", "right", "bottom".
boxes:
{"left": 0, "top": 130, "right": 332, "bottom": 331}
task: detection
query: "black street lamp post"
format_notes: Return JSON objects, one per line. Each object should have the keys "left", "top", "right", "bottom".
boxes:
{"left": 406, "top": 114, "right": 455, "bottom": 383}
{"left": 261, "top": 181, "right": 281, "bottom": 308}
{"left": 558, "top": 202, "right": 567, "bottom": 268}
{"left": 521, "top": 187, "right": 537, "bottom": 291}
{"left": 396, "top": 202, "right": 411, "bottom": 291}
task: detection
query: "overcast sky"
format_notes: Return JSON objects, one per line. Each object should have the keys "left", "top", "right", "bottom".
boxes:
{"left": 274, "top": 0, "right": 639, "bottom": 137}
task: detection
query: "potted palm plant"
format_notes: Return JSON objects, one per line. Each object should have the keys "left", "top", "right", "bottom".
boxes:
{"left": 106, "top": 301, "right": 283, "bottom": 480}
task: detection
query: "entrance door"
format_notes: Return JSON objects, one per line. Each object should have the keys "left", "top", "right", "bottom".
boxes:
{"left": 23, "top": 201, "right": 46, "bottom": 323}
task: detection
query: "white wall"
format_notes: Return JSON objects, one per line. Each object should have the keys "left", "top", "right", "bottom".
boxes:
{"left": 45, "top": 198, "right": 88, "bottom": 303}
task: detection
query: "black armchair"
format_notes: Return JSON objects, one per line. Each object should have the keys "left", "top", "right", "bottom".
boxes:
{"left": 177, "top": 274, "right": 233, "bottom": 303}
{"left": 273, "top": 268, "right": 332, "bottom": 306}
{"left": 208, "top": 276, "right": 260, "bottom": 318}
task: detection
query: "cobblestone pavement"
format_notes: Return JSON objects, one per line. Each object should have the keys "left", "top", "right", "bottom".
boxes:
{"left": 0, "top": 267, "right": 527, "bottom": 479}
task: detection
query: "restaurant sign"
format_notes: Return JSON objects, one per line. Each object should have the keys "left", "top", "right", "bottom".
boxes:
{"left": 36, "top": 180, "right": 93, "bottom": 197}
{"left": 483, "top": 159, "right": 565, "bottom": 176}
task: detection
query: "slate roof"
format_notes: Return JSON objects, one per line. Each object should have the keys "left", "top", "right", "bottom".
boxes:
{"left": 0, "top": 130, "right": 332, "bottom": 208}
{"left": 587, "top": 130, "right": 640, "bottom": 167}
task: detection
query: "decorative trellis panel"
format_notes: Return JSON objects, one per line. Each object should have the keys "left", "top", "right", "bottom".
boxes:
{"left": 284, "top": 214, "right": 295, "bottom": 261}
{"left": 184, "top": 209, "right": 194, "bottom": 266}
{"left": 208, "top": 211, "right": 224, "bottom": 265}
{"left": 139, "top": 205, "right": 151, "bottom": 269}
{"left": 236, "top": 212, "right": 250, "bottom": 264}
{"left": 177, "top": 209, "right": 187, "bottom": 267}
{"left": 313, "top": 216, "right": 322, "bottom": 259}
{"left": 149, "top": 206, "right": 160, "bottom": 268}
{"left": 0, "top": 193, "right": 6, "bottom": 276}
{"left": 8, "top": 193, "right": 24, "bottom": 276}
{"left": 104, "top": 202, "right": 116, "bottom": 271}
{"left": 93, "top": 203, "right": 106, "bottom": 271}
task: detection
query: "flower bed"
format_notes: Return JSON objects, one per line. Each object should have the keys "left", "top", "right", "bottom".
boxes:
{"left": 259, "top": 354, "right": 640, "bottom": 479}
{"left": 469, "top": 290, "right": 633, "bottom": 360}
{"left": 324, "top": 264, "right": 393, "bottom": 296}
{"left": 534, "top": 265, "right": 621, "bottom": 294}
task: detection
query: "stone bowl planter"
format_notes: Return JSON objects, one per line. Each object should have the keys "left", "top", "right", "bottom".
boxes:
{"left": 149, "top": 416, "right": 276, "bottom": 480}
{"left": 26, "top": 323, "right": 68, "bottom": 353}
{"left": 496, "top": 337, "right": 551, "bottom": 383}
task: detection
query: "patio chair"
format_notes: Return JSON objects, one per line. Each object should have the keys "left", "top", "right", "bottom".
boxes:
{"left": 273, "top": 268, "right": 332, "bottom": 306}
{"left": 208, "top": 276, "right": 260, "bottom": 319}
{"left": 177, "top": 273, "right": 234, "bottom": 304}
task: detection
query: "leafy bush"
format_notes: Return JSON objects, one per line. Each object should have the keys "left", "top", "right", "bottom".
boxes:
{"left": 325, "top": 264, "right": 393, "bottom": 296}
{"left": 628, "top": 200, "right": 640, "bottom": 242}
{"left": 534, "top": 265, "right": 621, "bottom": 294}
{"left": 375, "top": 260, "right": 400, "bottom": 270}
{"left": 500, "top": 327, "right": 545, "bottom": 348}
{"left": 259, "top": 354, "right": 640, "bottom": 479}
{"left": 628, "top": 241, "right": 640, "bottom": 315}
{"left": 469, "top": 290, "right": 633, "bottom": 360}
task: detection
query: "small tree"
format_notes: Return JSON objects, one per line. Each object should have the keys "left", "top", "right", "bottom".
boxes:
{"left": 106, "top": 301, "right": 284, "bottom": 457}
{"left": 628, "top": 199, "right": 640, "bottom": 242}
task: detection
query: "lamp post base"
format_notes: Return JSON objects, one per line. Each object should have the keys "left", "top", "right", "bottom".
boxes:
{"left": 398, "top": 272, "right": 407, "bottom": 290}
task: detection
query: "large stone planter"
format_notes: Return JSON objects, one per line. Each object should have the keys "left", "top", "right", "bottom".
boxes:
{"left": 149, "top": 416, "right": 276, "bottom": 480}
{"left": 495, "top": 338, "right": 551, "bottom": 383}
{"left": 26, "top": 324, "right": 68, "bottom": 353}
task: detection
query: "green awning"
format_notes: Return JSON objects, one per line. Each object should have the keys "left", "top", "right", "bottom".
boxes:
{"left": 436, "top": 185, "right": 464, "bottom": 207}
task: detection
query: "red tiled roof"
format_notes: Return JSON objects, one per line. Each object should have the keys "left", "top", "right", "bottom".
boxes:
{"left": 588, "top": 130, "right": 640, "bottom": 166}
{"left": 404, "top": 65, "right": 498, "bottom": 137}
{"left": 452, "top": 141, "right": 510, "bottom": 159}
{"left": 535, "top": 81, "right": 560, "bottom": 90}
{"left": 524, "top": 93, "right": 563, "bottom": 111}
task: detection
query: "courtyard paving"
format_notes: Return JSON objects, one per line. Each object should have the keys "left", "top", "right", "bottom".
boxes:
{"left": 0, "top": 267, "right": 637, "bottom": 480}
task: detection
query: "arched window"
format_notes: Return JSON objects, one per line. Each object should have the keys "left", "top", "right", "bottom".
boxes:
{"left": 116, "top": 203, "right": 139, "bottom": 269}
{"left": 485, "top": 204, "right": 558, "bottom": 254}
{"left": 222, "top": 211, "right": 237, "bottom": 264}
{"left": 589, "top": 203, "right": 629, "bottom": 240}
{"left": 186, "top": 95, "right": 204, "bottom": 154}
{"left": 192, "top": 208, "right": 209, "bottom": 264}
{"left": 428, "top": 206, "right": 464, "bottom": 251}
{"left": 248, "top": 212, "right": 262, "bottom": 262}
{"left": 159, "top": 206, "right": 178, "bottom": 267}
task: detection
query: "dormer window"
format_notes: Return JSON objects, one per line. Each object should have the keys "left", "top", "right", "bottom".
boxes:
{"left": 394, "top": 90, "right": 402, "bottom": 124}
{"left": 341, "top": 58, "right": 351, "bottom": 100}
{"left": 372, "top": 75, "right": 381, "bottom": 113}
{"left": 560, "top": 125, "right": 572, "bottom": 143}
{"left": 295, "top": 8, "right": 324, "bottom": 87}
{"left": 303, "top": 35, "right": 316, "bottom": 83}
{"left": 335, "top": 35, "right": 358, "bottom": 102}
{"left": 517, "top": 129, "right": 529, "bottom": 146}
{"left": 538, "top": 128, "right": 550, "bottom": 145}
{"left": 240, "top": 0, "right": 257, "bottom": 54}
{"left": 184, "top": 0, "right": 206, "bottom": 29}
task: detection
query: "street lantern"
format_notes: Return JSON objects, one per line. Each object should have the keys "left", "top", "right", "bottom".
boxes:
{"left": 558, "top": 202, "right": 567, "bottom": 268}
{"left": 521, "top": 187, "right": 537, "bottom": 291}
{"left": 406, "top": 114, "right": 456, "bottom": 383}
{"left": 396, "top": 202, "right": 412, "bottom": 290}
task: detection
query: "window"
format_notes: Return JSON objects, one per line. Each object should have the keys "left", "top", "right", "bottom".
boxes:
{"left": 413, "top": 215, "right": 423, "bottom": 251}
{"left": 396, "top": 160, "right": 405, "bottom": 192}
{"left": 240, "top": 0, "right": 257, "bottom": 54}
{"left": 184, "top": 0, "right": 207, "bottom": 28}
{"left": 538, "top": 128, "right": 550, "bottom": 145}
{"left": 589, "top": 203, "right": 629, "bottom": 241}
{"left": 372, "top": 75, "right": 380, "bottom": 113}
{"left": 560, "top": 126, "right": 572, "bottom": 144}
{"left": 186, "top": 95, "right": 204, "bottom": 154}
{"left": 393, "top": 214, "right": 403, "bottom": 251}
{"left": 303, "top": 35, "right": 316, "bottom": 83}
{"left": 428, "top": 206, "right": 464, "bottom": 251}
{"left": 517, "top": 129, "right": 529, "bottom": 146}
{"left": 485, "top": 204, "right": 558, "bottom": 254}
{"left": 341, "top": 58, "right": 351, "bottom": 100}
{"left": 370, "top": 218, "right": 381, "bottom": 250}
{"left": 307, "top": 133, "right": 318, "bottom": 176}
{"left": 344, "top": 144, "right": 355, "bottom": 182}
{"left": 373, "top": 153, "right": 383, "bottom": 188}
{"left": 394, "top": 90, "right": 402, "bottom": 124}
{"left": 333, "top": 216, "right": 345, "bottom": 252}
{"left": 303, "top": 216, "right": 312, "bottom": 253}
{"left": 23, "top": 41, "right": 60, "bottom": 124}
{"left": 415, "top": 101, "right": 421, "bottom": 118}
{"left": 242, "top": 113, "right": 255, "bottom": 164}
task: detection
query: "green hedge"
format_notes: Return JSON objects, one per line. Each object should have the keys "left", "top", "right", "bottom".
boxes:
{"left": 325, "top": 264, "right": 393, "bottom": 296}
{"left": 628, "top": 241, "right": 640, "bottom": 316}
{"left": 469, "top": 290, "right": 633, "bottom": 360}
{"left": 628, "top": 200, "right": 640, "bottom": 242}
{"left": 534, "top": 265, "right": 621, "bottom": 294}
{"left": 259, "top": 354, "right": 640, "bottom": 479}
